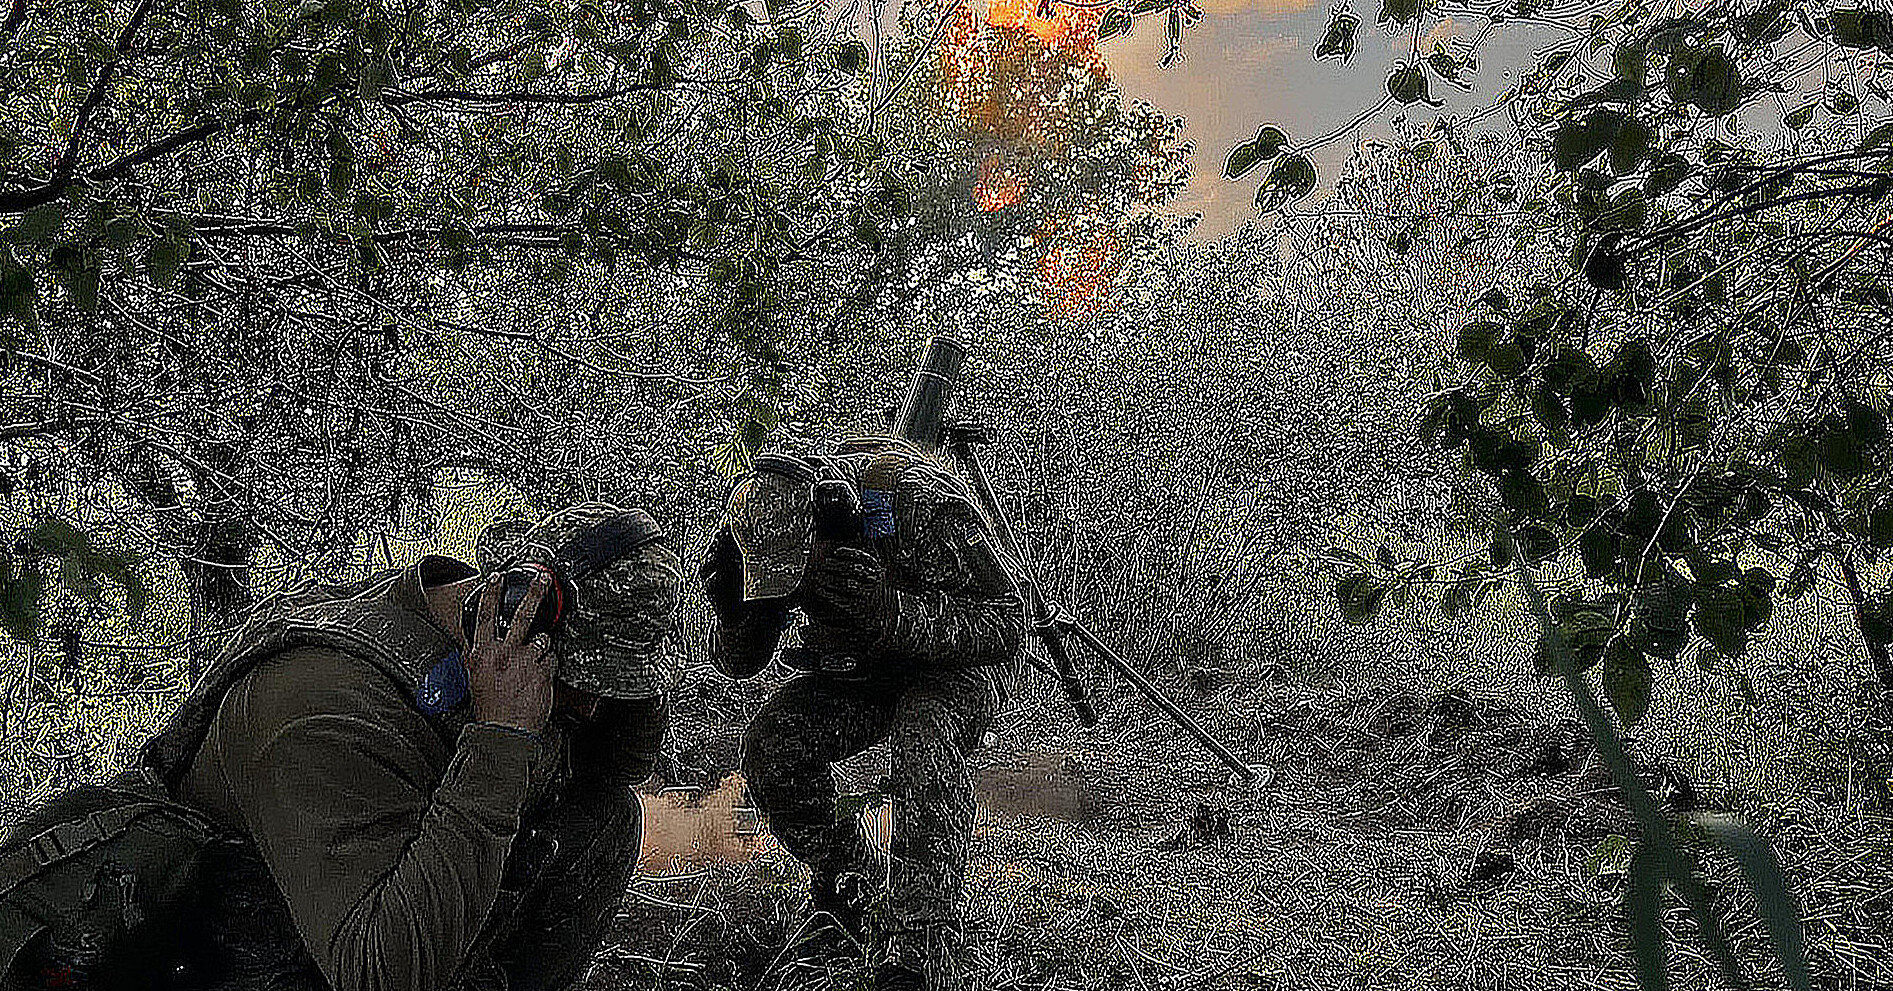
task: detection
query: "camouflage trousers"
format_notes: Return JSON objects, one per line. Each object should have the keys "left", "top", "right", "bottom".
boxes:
{"left": 742, "top": 666, "right": 1002, "bottom": 931}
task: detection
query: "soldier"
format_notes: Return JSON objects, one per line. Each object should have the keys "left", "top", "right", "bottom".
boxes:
{"left": 699, "top": 436, "right": 1026, "bottom": 991}
{"left": 4, "top": 502, "right": 681, "bottom": 991}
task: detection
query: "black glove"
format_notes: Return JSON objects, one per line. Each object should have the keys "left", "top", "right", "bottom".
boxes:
{"left": 801, "top": 545, "right": 891, "bottom": 635}
{"left": 564, "top": 695, "right": 668, "bottom": 791}
{"left": 699, "top": 527, "right": 746, "bottom": 628}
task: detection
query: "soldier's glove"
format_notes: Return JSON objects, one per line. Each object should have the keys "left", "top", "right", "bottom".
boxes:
{"left": 699, "top": 527, "right": 747, "bottom": 628}
{"left": 564, "top": 695, "right": 668, "bottom": 791}
{"left": 801, "top": 545, "right": 892, "bottom": 636}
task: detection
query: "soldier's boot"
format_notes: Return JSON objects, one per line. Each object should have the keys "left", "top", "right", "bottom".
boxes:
{"left": 809, "top": 851, "right": 888, "bottom": 947}
{"left": 874, "top": 924, "right": 961, "bottom": 991}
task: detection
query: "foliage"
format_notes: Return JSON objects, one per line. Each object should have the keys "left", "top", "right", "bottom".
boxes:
{"left": 0, "top": 0, "right": 1190, "bottom": 654}
{"left": 1269, "top": 0, "right": 1893, "bottom": 985}
{"left": 0, "top": 515, "right": 146, "bottom": 646}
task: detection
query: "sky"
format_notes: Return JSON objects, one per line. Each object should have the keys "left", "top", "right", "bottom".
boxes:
{"left": 1092, "top": 3, "right": 1564, "bottom": 238}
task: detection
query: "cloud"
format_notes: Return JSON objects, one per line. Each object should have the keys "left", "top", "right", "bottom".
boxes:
{"left": 1390, "top": 14, "right": 1463, "bottom": 54}
{"left": 1194, "top": 0, "right": 1324, "bottom": 15}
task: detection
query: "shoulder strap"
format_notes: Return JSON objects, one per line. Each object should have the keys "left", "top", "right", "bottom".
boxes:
{"left": 140, "top": 569, "right": 457, "bottom": 791}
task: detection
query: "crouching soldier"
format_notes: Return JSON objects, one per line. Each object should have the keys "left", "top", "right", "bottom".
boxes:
{"left": 1, "top": 502, "right": 681, "bottom": 991}
{"left": 699, "top": 437, "right": 1026, "bottom": 991}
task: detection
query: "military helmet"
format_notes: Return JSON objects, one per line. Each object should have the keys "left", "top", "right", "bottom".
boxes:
{"left": 475, "top": 502, "right": 682, "bottom": 699}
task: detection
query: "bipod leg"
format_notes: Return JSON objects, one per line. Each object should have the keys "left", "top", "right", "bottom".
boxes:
{"left": 1058, "top": 618, "right": 1259, "bottom": 785}
{"left": 946, "top": 427, "right": 1098, "bottom": 727}
{"left": 1031, "top": 610, "right": 1099, "bottom": 728}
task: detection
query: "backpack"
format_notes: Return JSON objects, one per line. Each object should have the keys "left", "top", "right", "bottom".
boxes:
{"left": 0, "top": 566, "right": 458, "bottom": 989}
{"left": 0, "top": 768, "right": 230, "bottom": 989}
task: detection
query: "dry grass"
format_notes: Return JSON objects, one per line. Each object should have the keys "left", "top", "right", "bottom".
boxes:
{"left": 5, "top": 525, "right": 1890, "bottom": 991}
{"left": 566, "top": 573, "right": 1893, "bottom": 991}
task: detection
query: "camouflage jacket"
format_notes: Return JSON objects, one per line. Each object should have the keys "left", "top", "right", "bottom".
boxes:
{"left": 709, "top": 439, "right": 1026, "bottom": 683}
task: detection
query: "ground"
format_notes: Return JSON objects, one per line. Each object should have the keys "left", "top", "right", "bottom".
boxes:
{"left": 585, "top": 608, "right": 1893, "bottom": 991}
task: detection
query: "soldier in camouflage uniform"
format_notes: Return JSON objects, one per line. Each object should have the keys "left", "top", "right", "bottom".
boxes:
{"left": 15, "top": 502, "right": 682, "bottom": 991}
{"left": 700, "top": 436, "right": 1025, "bottom": 991}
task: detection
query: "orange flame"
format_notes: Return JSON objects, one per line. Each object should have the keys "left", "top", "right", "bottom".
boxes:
{"left": 986, "top": 0, "right": 1072, "bottom": 43}
{"left": 940, "top": 0, "right": 1123, "bottom": 317}
{"left": 976, "top": 152, "right": 1026, "bottom": 211}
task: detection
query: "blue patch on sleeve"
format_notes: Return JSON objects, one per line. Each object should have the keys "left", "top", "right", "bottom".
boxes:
{"left": 860, "top": 489, "right": 897, "bottom": 538}
{"left": 417, "top": 652, "right": 469, "bottom": 715}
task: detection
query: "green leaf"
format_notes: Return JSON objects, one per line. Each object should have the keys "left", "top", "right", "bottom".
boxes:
{"left": 1314, "top": 11, "right": 1359, "bottom": 60}
{"left": 1685, "top": 46, "right": 1741, "bottom": 116}
{"left": 1320, "top": 545, "right": 1371, "bottom": 568}
{"left": 1613, "top": 42, "right": 1647, "bottom": 83}
{"left": 1861, "top": 121, "right": 1893, "bottom": 153}
{"left": 1579, "top": 526, "right": 1619, "bottom": 578}
{"left": 1254, "top": 154, "right": 1316, "bottom": 211}
{"left": 1817, "top": 427, "right": 1865, "bottom": 479}
{"left": 2, "top": 203, "right": 68, "bottom": 245}
{"left": 0, "top": 246, "right": 39, "bottom": 331}
{"left": 27, "top": 517, "right": 94, "bottom": 557}
{"left": 1827, "top": 8, "right": 1892, "bottom": 50}
{"left": 1626, "top": 842, "right": 1671, "bottom": 991}
{"left": 1097, "top": 7, "right": 1132, "bottom": 39}
{"left": 1691, "top": 814, "right": 1812, "bottom": 991}
{"left": 1485, "top": 337, "right": 1525, "bottom": 376}
{"left": 1869, "top": 501, "right": 1893, "bottom": 549}
{"left": 1225, "top": 125, "right": 1287, "bottom": 180}
{"left": 776, "top": 26, "right": 804, "bottom": 59}
{"left": 1335, "top": 572, "right": 1387, "bottom": 624}
{"left": 1553, "top": 109, "right": 1622, "bottom": 172}
{"left": 1644, "top": 153, "right": 1692, "bottom": 197}
{"left": 1582, "top": 237, "right": 1628, "bottom": 289}
{"left": 1842, "top": 398, "right": 1888, "bottom": 445}
{"left": 1691, "top": 586, "right": 1749, "bottom": 658}
{"left": 1387, "top": 65, "right": 1437, "bottom": 105}
{"left": 1490, "top": 529, "right": 1515, "bottom": 568}
{"left": 1518, "top": 525, "right": 1559, "bottom": 563}
{"left": 1608, "top": 117, "right": 1653, "bottom": 175}
{"left": 1377, "top": 0, "right": 1418, "bottom": 24}
{"left": 1, "top": 564, "right": 44, "bottom": 640}
{"left": 1456, "top": 320, "right": 1502, "bottom": 363}
{"left": 1531, "top": 384, "right": 1569, "bottom": 435}
{"left": 1594, "top": 188, "right": 1648, "bottom": 232}
{"left": 834, "top": 39, "right": 868, "bottom": 74}
{"left": 1602, "top": 643, "right": 1653, "bottom": 726}
{"left": 1783, "top": 103, "right": 1815, "bottom": 129}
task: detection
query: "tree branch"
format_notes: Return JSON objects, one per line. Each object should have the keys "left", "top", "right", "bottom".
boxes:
{"left": 1633, "top": 183, "right": 1884, "bottom": 252}
{"left": 2, "top": 0, "right": 28, "bottom": 45}
{"left": 0, "top": 418, "right": 109, "bottom": 441}
{"left": 0, "top": 0, "right": 156, "bottom": 213}
{"left": 384, "top": 85, "right": 664, "bottom": 106}
{"left": 88, "top": 118, "right": 227, "bottom": 181}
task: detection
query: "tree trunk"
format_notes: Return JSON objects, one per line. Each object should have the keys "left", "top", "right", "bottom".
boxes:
{"left": 126, "top": 449, "right": 255, "bottom": 680}
{"left": 182, "top": 513, "right": 254, "bottom": 679}
{"left": 1836, "top": 552, "right": 1893, "bottom": 705}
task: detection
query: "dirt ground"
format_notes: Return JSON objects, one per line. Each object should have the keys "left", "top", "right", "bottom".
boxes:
{"left": 588, "top": 663, "right": 1893, "bottom": 991}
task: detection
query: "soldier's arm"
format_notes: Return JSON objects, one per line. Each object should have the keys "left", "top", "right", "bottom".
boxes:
{"left": 878, "top": 509, "right": 1026, "bottom": 669}
{"left": 707, "top": 599, "right": 791, "bottom": 680}
{"left": 207, "top": 650, "right": 537, "bottom": 991}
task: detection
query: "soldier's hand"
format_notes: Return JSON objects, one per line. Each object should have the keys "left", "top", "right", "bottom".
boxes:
{"left": 466, "top": 573, "right": 557, "bottom": 734}
{"left": 802, "top": 545, "right": 887, "bottom": 624}
{"left": 699, "top": 527, "right": 746, "bottom": 627}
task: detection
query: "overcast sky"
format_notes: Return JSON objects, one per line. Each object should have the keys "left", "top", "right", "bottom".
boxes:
{"left": 1095, "top": 4, "right": 1565, "bottom": 238}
